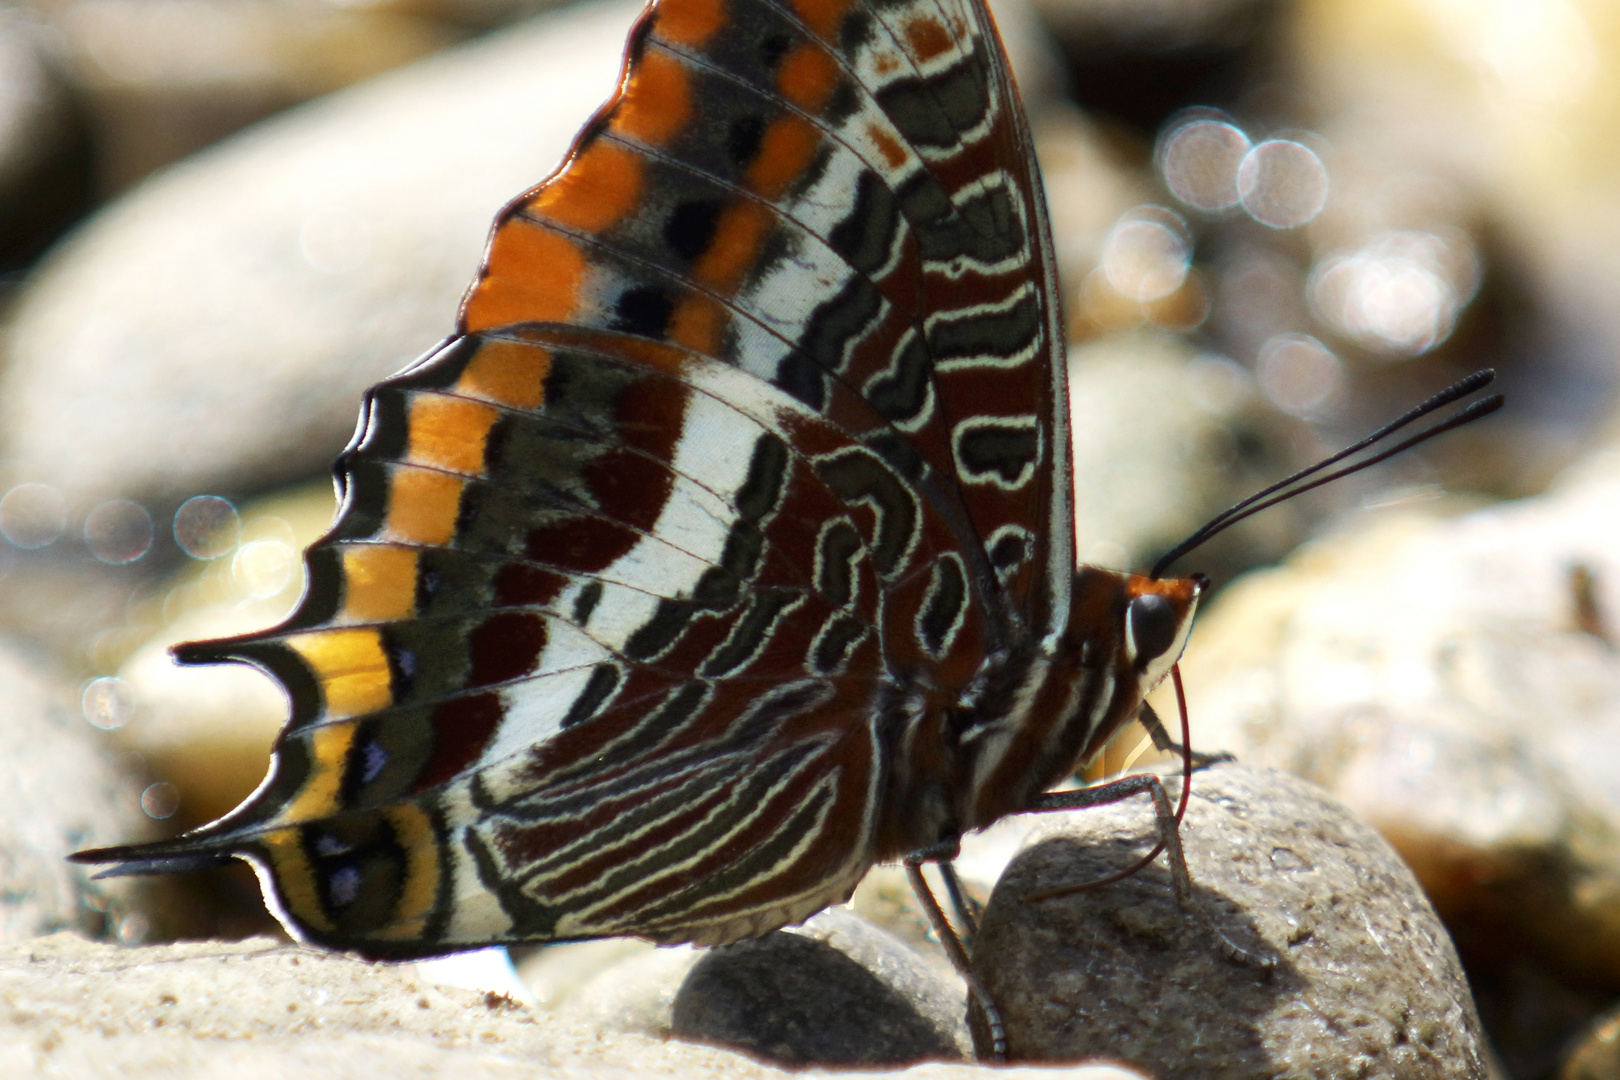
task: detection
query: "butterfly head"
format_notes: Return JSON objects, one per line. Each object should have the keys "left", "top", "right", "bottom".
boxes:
{"left": 1121, "top": 571, "right": 1205, "bottom": 694}
{"left": 1049, "top": 565, "right": 1205, "bottom": 772}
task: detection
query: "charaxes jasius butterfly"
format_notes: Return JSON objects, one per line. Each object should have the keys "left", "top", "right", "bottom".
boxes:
{"left": 74, "top": 0, "right": 1500, "bottom": 1054}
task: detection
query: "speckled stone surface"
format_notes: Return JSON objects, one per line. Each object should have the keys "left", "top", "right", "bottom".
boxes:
{"left": 0, "top": 640, "right": 153, "bottom": 945}
{"left": 0, "top": 933, "right": 1154, "bottom": 1079}
{"left": 972, "top": 762, "right": 1488, "bottom": 1078}
{"left": 672, "top": 907, "right": 970, "bottom": 1066}
{"left": 1166, "top": 453, "right": 1620, "bottom": 1072}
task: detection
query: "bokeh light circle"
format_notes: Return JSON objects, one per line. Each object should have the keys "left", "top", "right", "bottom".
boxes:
{"left": 1257, "top": 334, "right": 1343, "bottom": 419}
{"left": 1309, "top": 231, "right": 1478, "bottom": 357}
{"left": 1237, "top": 140, "right": 1329, "bottom": 229}
{"left": 174, "top": 495, "right": 241, "bottom": 559}
{"left": 84, "top": 499, "right": 154, "bottom": 564}
{"left": 0, "top": 483, "right": 65, "bottom": 549}
{"left": 1100, "top": 207, "right": 1191, "bottom": 302}
{"left": 233, "top": 538, "right": 297, "bottom": 598}
{"left": 1160, "top": 119, "right": 1251, "bottom": 212}
{"left": 82, "top": 676, "right": 135, "bottom": 730}
{"left": 140, "top": 781, "right": 180, "bottom": 820}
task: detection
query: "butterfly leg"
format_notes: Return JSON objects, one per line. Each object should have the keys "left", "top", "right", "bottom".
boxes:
{"left": 1023, "top": 773, "right": 1193, "bottom": 903}
{"left": 936, "top": 859, "right": 982, "bottom": 938}
{"left": 1137, "top": 700, "right": 1235, "bottom": 769}
{"left": 1019, "top": 776, "right": 1273, "bottom": 971}
{"left": 902, "top": 842, "right": 1008, "bottom": 1062}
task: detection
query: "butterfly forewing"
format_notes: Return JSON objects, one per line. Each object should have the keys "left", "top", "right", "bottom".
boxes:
{"left": 91, "top": 0, "right": 1072, "bottom": 955}
{"left": 467, "top": 0, "right": 1069, "bottom": 633}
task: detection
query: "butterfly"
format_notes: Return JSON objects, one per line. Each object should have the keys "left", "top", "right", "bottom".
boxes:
{"left": 74, "top": 0, "right": 1500, "bottom": 1053}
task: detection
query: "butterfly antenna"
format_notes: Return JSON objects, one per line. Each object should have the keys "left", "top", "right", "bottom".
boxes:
{"left": 1151, "top": 369, "right": 1503, "bottom": 579}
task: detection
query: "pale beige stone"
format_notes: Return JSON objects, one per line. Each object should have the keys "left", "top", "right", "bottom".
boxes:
{"left": 0, "top": 933, "right": 1154, "bottom": 1079}
{"left": 0, "top": 0, "right": 640, "bottom": 511}
{"left": 0, "top": 641, "right": 152, "bottom": 944}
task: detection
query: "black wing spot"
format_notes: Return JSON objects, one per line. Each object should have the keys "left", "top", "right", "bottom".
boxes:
{"left": 811, "top": 614, "right": 867, "bottom": 673}
{"left": 701, "top": 590, "right": 800, "bottom": 677}
{"left": 665, "top": 199, "right": 723, "bottom": 263}
{"left": 302, "top": 816, "right": 405, "bottom": 933}
{"left": 988, "top": 530, "right": 1027, "bottom": 572}
{"left": 863, "top": 334, "right": 932, "bottom": 426}
{"left": 917, "top": 554, "right": 966, "bottom": 657}
{"left": 758, "top": 34, "right": 792, "bottom": 71}
{"left": 383, "top": 634, "right": 417, "bottom": 697}
{"left": 815, "top": 519, "right": 864, "bottom": 607}
{"left": 572, "top": 580, "right": 603, "bottom": 626}
{"left": 613, "top": 287, "right": 674, "bottom": 338}
{"left": 561, "top": 663, "right": 622, "bottom": 728}
{"left": 955, "top": 420, "right": 1039, "bottom": 487}
{"left": 774, "top": 351, "right": 829, "bottom": 411}
{"left": 624, "top": 598, "right": 698, "bottom": 660}
{"left": 929, "top": 288, "right": 1041, "bottom": 363}
{"left": 736, "top": 435, "right": 790, "bottom": 524}
{"left": 828, "top": 172, "right": 901, "bottom": 277}
{"left": 727, "top": 115, "right": 766, "bottom": 168}
{"left": 816, "top": 449, "right": 917, "bottom": 578}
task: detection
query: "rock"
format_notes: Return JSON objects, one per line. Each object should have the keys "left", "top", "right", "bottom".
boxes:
{"left": 0, "top": 11, "right": 92, "bottom": 272}
{"left": 0, "top": 932, "right": 755, "bottom": 1080}
{"left": 44, "top": 0, "right": 453, "bottom": 191}
{"left": 0, "top": 638, "right": 154, "bottom": 944}
{"left": 1563, "top": 1002, "right": 1620, "bottom": 1080}
{"left": 1288, "top": 0, "right": 1620, "bottom": 485}
{"left": 970, "top": 761, "right": 1489, "bottom": 1078}
{"left": 1168, "top": 452, "right": 1620, "bottom": 993}
{"left": 512, "top": 937, "right": 657, "bottom": 1011}
{"left": 911, "top": 1066, "right": 1154, "bottom": 1080}
{"left": 0, "top": 0, "right": 640, "bottom": 515}
{"left": 1066, "top": 332, "right": 1296, "bottom": 582}
{"left": 672, "top": 907, "right": 970, "bottom": 1067}
{"left": 413, "top": 946, "right": 537, "bottom": 1004}
{"left": 1028, "top": 0, "right": 1272, "bottom": 52}
{"left": 1166, "top": 452, "right": 1620, "bottom": 1074}
{"left": 555, "top": 941, "right": 704, "bottom": 1037}
{"left": 522, "top": 907, "right": 971, "bottom": 1067}
{"left": 0, "top": 931, "right": 1154, "bottom": 1078}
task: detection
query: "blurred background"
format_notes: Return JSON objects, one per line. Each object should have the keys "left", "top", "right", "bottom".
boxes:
{"left": 0, "top": 0, "right": 1615, "bottom": 1076}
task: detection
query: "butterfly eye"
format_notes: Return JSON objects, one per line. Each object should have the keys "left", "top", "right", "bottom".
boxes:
{"left": 1126, "top": 592, "right": 1178, "bottom": 666}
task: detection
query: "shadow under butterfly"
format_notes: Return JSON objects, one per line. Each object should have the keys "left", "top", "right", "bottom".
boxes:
{"left": 72, "top": 0, "right": 1501, "bottom": 1059}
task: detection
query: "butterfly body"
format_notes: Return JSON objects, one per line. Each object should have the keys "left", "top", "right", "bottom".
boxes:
{"left": 76, "top": 0, "right": 1205, "bottom": 958}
